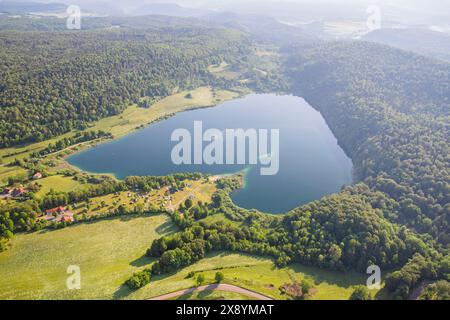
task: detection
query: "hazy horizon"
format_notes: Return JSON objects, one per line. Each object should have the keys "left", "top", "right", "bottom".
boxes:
{"left": 1, "top": 0, "right": 450, "bottom": 27}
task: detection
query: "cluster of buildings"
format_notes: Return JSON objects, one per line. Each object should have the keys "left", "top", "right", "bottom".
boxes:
{"left": 1, "top": 187, "right": 27, "bottom": 198}
{"left": 42, "top": 206, "right": 74, "bottom": 223}
{"left": 1, "top": 172, "right": 42, "bottom": 199}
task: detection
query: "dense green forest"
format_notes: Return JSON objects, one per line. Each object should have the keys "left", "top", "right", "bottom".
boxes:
{"left": 127, "top": 180, "right": 447, "bottom": 299}
{"left": 286, "top": 41, "right": 450, "bottom": 244}
{"left": 0, "top": 22, "right": 249, "bottom": 147}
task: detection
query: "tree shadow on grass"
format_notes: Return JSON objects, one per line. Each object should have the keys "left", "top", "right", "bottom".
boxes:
{"left": 112, "top": 268, "right": 184, "bottom": 300}
{"left": 176, "top": 292, "right": 195, "bottom": 300}
{"left": 130, "top": 255, "right": 154, "bottom": 268}
{"left": 155, "top": 220, "right": 177, "bottom": 235}
{"left": 113, "top": 283, "right": 134, "bottom": 300}
{"left": 288, "top": 264, "right": 366, "bottom": 289}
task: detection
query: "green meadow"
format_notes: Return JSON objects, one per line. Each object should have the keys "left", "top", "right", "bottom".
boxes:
{"left": 0, "top": 214, "right": 175, "bottom": 300}
{"left": 127, "top": 252, "right": 382, "bottom": 300}
{"left": 0, "top": 212, "right": 383, "bottom": 300}
{"left": 35, "top": 175, "right": 87, "bottom": 198}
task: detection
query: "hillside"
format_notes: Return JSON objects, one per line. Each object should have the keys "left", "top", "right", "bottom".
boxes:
{"left": 285, "top": 41, "right": 449, "bottom": 245}
{"left": 0, "top": 20, "right": 250, "bottom": 147}
{"left": 363, "top": 28, "right": 450, "bottom": 62}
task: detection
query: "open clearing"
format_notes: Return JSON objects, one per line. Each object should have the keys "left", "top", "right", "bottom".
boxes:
{"left": 35, "top": 175, "right": 87, "bottom": 198}
{"left": 0, "top": 219, "right": 383, "bottom": 300}
{"left": 0, "top": 165, "right": 28, "bottom": 187}
{"left": 86, "top": 86, "right": 241, "bottom": 139}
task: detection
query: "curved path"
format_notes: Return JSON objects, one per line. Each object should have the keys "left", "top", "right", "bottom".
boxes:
{"left": 149, "top": 283, "right": 274, "bottom": 300}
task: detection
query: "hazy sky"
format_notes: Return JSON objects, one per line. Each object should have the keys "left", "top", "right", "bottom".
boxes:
{"left": 3, "top": 0, "right": 450, "bottom": 22}
{"left": 4, "top": 0, "right": 449, "bottom": 10}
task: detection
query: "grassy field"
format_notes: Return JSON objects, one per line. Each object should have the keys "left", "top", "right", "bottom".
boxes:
{"left": 208, "top": 61, "right": 230, "bottom": 73}
{"left": 0, "top": 132, "right": 74, "bottom": 164}
{"left": 86, "top": 86, "right": 241, "bottom": 139}
{"left": 126, "top": 252, "right": 383, "bottom": 300}
{"left": 0, "top": 216, "right": 385, "bottom": 300}
{"left": 0, "top": 165, "right": 28, "bottom": 187}
{"left": 208, "top": 62, "right": 242, "bottom": 80}
{"left": 0, "top": 214, "right": 176, "bottom": 300}
{"left": 35, "top": 175, "right": 87, "bottom": 198}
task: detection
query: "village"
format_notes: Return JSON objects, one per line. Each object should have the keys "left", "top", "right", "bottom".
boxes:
{"left": 0, "top": 172, "right": 43, "bottom": 199}
{"left": 1, "top": 171, "right": 217, "bottom": 226}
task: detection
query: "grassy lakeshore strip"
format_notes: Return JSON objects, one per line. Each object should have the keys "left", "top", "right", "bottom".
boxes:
{"left": 0, "top": 87, "right": 244, "bottom": 165}
{"left": 0, "top": 86, "right": 245, "bottom": 186}
{"left": 85, "top": 86, "right": 244, "bottom": 140}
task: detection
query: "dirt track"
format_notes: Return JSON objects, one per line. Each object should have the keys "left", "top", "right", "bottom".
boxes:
{"left": 149, "top": 283, "right": 274, "bottom": 300}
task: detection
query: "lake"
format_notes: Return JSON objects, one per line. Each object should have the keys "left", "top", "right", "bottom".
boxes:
{"left": 68, "top": 94, "right": 353, "bottom": 213}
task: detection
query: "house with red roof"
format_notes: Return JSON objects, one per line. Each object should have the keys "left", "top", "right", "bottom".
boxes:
{"left": 42, "top": 207, "right": 74, "bottom": 223}
{"left": 45, "top": 206, "right": 67, "bottom": 216}
{"left": 60, "top": 214, "right": 74, "bottom": 223}
{"left": 32, "top": 172, "right": 43, "bottom": 180}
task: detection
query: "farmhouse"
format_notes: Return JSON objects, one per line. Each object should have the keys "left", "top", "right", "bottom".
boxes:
{"left": 45, "top": 206, "right": 67, "bottom": 215}
{"left": 43, "top": 206, "right": 74, "bottom": 223}
{"left": 11, "top": 187, "right": 26, "bottom": 197}
{"left": 32, "top": 172, "right": 43, "bottom": 180}
{"left": 60, "top": 214, "right": 74, "bottom": 223}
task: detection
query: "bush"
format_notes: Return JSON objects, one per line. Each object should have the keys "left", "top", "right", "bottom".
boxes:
{"left": 215, "top": 272, "right": 224, "bottom": 283}
{"left": 127, "top": 270, "right": 151, "bottom": 289}
{"left": 349, "top": 286, "right": 373, "bottom": 300}
{"left": 196, "top": 274, "right": 205, "bottom": 286}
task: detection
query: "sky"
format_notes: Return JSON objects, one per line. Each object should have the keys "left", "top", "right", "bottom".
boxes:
{"left": 2, "top": 0, "right": 450, "bottom": 23}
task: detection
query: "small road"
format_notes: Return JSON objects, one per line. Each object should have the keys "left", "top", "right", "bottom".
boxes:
{"left": 149, "top": 283, "right": 274, "bottom": 300}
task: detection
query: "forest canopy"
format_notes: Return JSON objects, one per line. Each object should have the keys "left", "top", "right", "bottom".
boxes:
{"left": 0, "top": 22, "right": 249, "bottom": 147}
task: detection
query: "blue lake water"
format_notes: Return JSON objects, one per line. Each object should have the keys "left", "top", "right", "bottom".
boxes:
{"left": 68, "top": 94, "right": 353, "bottom": 213}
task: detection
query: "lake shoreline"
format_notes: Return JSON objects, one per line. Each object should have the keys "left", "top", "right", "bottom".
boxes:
{"left": 67, "top": 94, "right": 353, "bottom": 214}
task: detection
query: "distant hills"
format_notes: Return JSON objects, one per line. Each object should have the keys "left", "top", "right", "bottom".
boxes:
{"left": 0, "top": 1, "right": 66, "bottom": 14}
{"left": 363, "top": 27, "right": 450, "bottom": 62}
{"left": 205, "top": 12, "right": 316, "bottom": 45}
{"left": 128, "top": 3, "right": 208, "bottom": 18}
